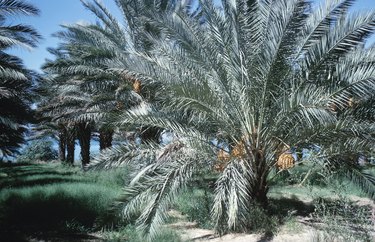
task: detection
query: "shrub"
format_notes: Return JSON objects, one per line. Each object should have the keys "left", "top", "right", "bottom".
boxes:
{"left": 17, "top": 139, "right": 57, "bottom": 163}
{"left": 246, "top": 204, "right": 280, "bottom": 236}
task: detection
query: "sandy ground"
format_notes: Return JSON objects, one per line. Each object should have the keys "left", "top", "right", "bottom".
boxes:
{"left": 168, "top": 209, "right": 316, "bottom": 242}
{"left": 177, "top": 222, "right": 316, "bottom": 242}
{"left": 169, "top": 196, "right": 375, "bottom": 242}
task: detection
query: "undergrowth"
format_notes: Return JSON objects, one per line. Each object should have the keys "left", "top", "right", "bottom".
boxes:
{"left": 101, "top": 225, "right": 182, "bottom": 242}
{"left": 310, "top": 198, "right": 374, "bottom": 242}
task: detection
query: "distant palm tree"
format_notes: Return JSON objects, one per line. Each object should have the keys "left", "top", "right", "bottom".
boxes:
{"left": 43, "top": 0, "right": 189, "bottom": 144}
{"left": 38, "top": 66, "right": 96, "bottom": 165}
{"left": 88, "top": 0, "right": 375, "bottom": 238}
{"left": 40, "top": 45, "right": 133, "bottom": 164}
{"left": 35, "top": 73, "right": 78, "bottom": 164}
{"left": 0, "top": 0, "right": 41, "bottom": 158}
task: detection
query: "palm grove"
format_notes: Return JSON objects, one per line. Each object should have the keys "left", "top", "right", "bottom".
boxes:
{"left": 1, "top": 0, "right": 375, "bottom": 239}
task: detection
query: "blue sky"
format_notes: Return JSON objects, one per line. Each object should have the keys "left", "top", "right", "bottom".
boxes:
{"left": 9, "top": 0, "right": 120, "bottom": 71}
{"left": 8, "top": 0, "right": 375, "bottom": 72}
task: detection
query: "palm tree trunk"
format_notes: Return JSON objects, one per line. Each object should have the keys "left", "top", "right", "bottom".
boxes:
{"left": 99, "top": 129, "right": 113, "bottom": 150}
{"left": 66, "top": 128, "right": 75, "bottom": 165}
{"left": 58, "top": 124, "right": 66, "bottom": 161}
{"left": 77, "top": 123, "right": 91, "bottom": 165}
{"left": 250, "top": 149, "right": 269, "bottom": 208}
{"left": 140, "top": 126, "right": 161, "bottom": 143}
{"left": 251, "top": 175, "right": 269, "bottom": 208}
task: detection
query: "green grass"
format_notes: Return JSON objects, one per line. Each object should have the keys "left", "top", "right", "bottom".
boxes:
{"left": 1, "top": 182, "right": 119, "bottom": 227}
{"left": 173, "top": 187, "right": 214, "bottom": 229}
{"left": 0, "top": 162, "right": 127, "bottom": 240}
{"left": 269, "top": 179, "right": 369, "bottom": 201}
{"left": 102, "top": 225, "right": 182, "bottom": 242}
{"left": 1, "top": 162, "right": 372, "bottom": 241}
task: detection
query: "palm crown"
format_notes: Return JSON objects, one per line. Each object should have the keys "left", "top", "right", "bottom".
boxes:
{"left": 0, "top": 0, "right": 41, "bottom": 158}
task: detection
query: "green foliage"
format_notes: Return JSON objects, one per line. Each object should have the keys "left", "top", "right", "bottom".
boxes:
{"left": 0, "top": 0, "right": 41, "bottom": 158}
{"left": 102, "top": 225, "right": 182, "bottom": 242}
{"left": 270, "top": 159, "right": 375, "bottom": 200}
{"left": 269, "top": 162, "right": 328, "bottom": 187}
{"left": 16, "top": 139, "right": 58, "bottom": 162}
{"left": 85, "top": 166, "right": 131, "bottom": 188}
{"left": 174, "top": 187, "right": 214, "bottom": 229}
{"left": 246, "top": 204, "right": 280, "bottom": 236}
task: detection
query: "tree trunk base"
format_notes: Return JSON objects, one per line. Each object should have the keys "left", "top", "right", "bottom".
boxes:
{"left": 99, "top": 129, "right": 113, "bottom": 150}
{"left": 78, "top": 123, "right": 91, "bottom": 166}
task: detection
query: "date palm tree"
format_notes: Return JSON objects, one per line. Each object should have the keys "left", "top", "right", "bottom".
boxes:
{"left": 0, "top": 0, "right": 41, "bottom": 158}
{"left": 44, "top": 0, "right": 193, "bottom": 144}
{"left": 35, "top": 73, "right": 78, "bottom": 164}
{"left": 87, "top": 0, "right": 375, "bottom": 238}
{"left": 38, "top": 70, "right": 98, "bottom": 165}
{"left": 40, "top": 45, "right": 136, "bottom": 164}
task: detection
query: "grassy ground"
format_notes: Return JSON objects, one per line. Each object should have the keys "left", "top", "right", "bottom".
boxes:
{"left": 1, "top": 162, "right": 373, "bottom": 241}
{"left": 0, "top": 162, "right": 122, "bottom": 241}
{"left": 0, "top": 162, "right": 183, "bottom": 241}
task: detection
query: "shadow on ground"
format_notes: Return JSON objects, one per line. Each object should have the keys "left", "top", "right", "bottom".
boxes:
{"left": 0, "top": 163, "right": 121, "bottom": 241}
{"left": 269, "top": 196, "right": 315, "bottom": 217}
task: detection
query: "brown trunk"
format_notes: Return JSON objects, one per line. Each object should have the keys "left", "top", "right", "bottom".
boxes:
{"left": 77, "top": 123, "right": 91, "bottom": 166}
{"left": 99, "top": 129, "right": 114, "bottom": 150}
{"left": 58, "top": 124, "right": 66, "bottom": 162}
{"left": 66, "top": 127, "right": 75, "bottom": 165}
{"left": 250, "top": 149, "right": 269, "bottom": 208}
{"left": 252, "top": 177, "right": 269, "bottom": 208}
{"left": 140, "top": 126, "right": 161, "bottom": 143}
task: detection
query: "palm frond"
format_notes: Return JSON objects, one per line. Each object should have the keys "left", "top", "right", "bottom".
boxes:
{"left": 213, "top": 159, "right": 253, "bottom": 233}
{"left": 338, "top": 166, "right": 375, "bottom": 199}
{"left": 0, "top": 0, "right": 39, "bottom": 16}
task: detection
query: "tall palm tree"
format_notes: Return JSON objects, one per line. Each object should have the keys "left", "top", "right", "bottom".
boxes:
{"left": 37, "top": 71, "right": 95, "bottom": 165}
{"left": 40, "top": 45, "right": 134, "bottom": 164}
{"left": 88, "top": 0, "right": 375, "bottom": 238}
{"left": 44, "top": 0, "right": 192, "bottom": 144}
{"left": 0, "top": 0, "right": 41, "bottom": 158}
{"left": 35, "top": 73, "right": 76, "bottom": 164}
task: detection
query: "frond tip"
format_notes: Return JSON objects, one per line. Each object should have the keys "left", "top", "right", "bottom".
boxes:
{"left": 344, "top": 168, "right": 375, "bottom": 199}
